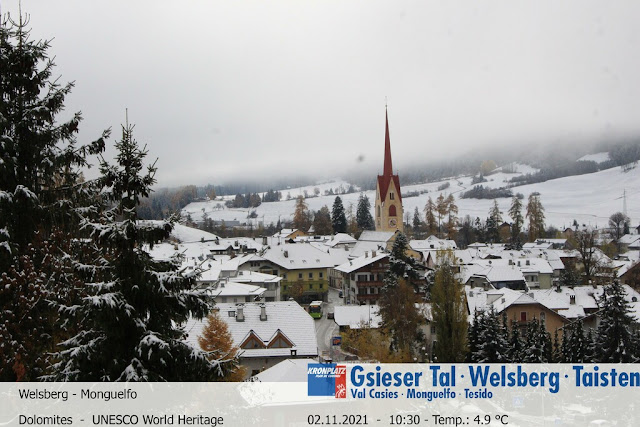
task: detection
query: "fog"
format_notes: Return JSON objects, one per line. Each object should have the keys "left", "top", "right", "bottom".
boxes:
{"left": 5, "top": 0, "right": 640, "bottom": 186}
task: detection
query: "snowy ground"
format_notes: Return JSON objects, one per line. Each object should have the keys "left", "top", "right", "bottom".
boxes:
{"left": 577, "top": 152, "right": 610, "bottom": 164}
{"left": 182, "top": 163, "right": 640, "bottom": 230}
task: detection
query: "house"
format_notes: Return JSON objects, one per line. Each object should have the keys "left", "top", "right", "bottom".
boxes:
{"left": 334, "top": 252, "right": 389, "bottom": 305}
{"left": 230, "top": 270, "right": 282, "bottom": 302}
{"left": 350, "top": 230, "right": 398, "bottom": 259}
{"left": 618, "top": 234, "right": 640, "bottom": 252}
{"left": 467, "top": 265, "right": 527, "bottom": 291}
{"left": 205, "top": 280, "right": 266, "bottom": 304}
{"left": 249, "top": 358, "right": 316, "bottom": 382}
{"left": 333, "top": 305, "right": 382, "bottom": 331}
{"left": 262, "top": 243, "right": 336, "bottom": 302}
{"left": 184, "top": 301, "right": 318, "bottom": 379}
{"left": 272, "top": 228, "right": 307, "bottom": 242}
{"left": 465, "top": 286, "right": 569, "bottom": 337}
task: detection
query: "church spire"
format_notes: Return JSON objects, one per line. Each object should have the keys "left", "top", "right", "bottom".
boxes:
{"left": 383, "top": 107, "right": 393, "bottom": 177}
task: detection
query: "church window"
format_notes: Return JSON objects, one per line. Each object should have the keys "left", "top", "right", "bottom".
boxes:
{"left": 377, "top": 206, "right": 381, "bottom": 217}
{"left": 389, "top": 205, "right": 397, "bottom": 217}
{"left": 390, "top": 192, "right": 394, "bottom": 200}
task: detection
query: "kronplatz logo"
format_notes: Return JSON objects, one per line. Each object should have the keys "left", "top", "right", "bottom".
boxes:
{"left": 307, "top": 363, "right": 347, "bottom": 398}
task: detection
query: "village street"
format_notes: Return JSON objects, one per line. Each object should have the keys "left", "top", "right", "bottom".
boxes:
{"left": 314, "top": 287, "right": 343, "bottom": 361}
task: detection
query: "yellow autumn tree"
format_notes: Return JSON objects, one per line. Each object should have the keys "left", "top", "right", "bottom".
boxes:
{"left": 198, "top": 311, "right": 246, "bottom": 381}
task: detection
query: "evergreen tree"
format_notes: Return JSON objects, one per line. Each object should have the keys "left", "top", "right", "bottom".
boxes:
{"left": 584, "top": 328, "right": 596, "bottom": 363}
{"left": 50, "top": 122, "right": 228, "bottom": 381}
{"left": 560, "top": 325, "right": 570, "bottom": 362}
{"left": 474, "top": 309, "right": 510, "bottom": 362}
{"left": 552, "top": 329, "right": 562, "bottom": 363}
{"left": 431, "top": 252, "right": 467, "bottom": 362}
{"left": 378, "top": 233, "right": 422, "bottom": 356}
{"left": 356, "top": 193, "right": 375, "bottom": 231}
{"left": 312, "top": 205, "right": 333, "bottom": 235}
{"left": 509, "top": 321, "right": 525, "bottom": 362}
{"left": 526, "top": 194, "right": 545, "bottom": 242}
{"left": 522, "top": 318, "right": 552, "bottom": 362}
{"left": 566, "top": 319, "right": 588, "bottom": 362}
{"left": 424, "top": 197, "right": 437, "bottom": 235}
{"left": 466, "top": 310, "right": 484, "bottom": 362}
{"left": 0, "top": 13, "right": 107, "bottom": 380}
{"left": 508, "top": 196, "right": 524, "bottom": 249}
{"left": 594, "top": 280, "right": 637, "bottom": 362}
{"left": 412, "top": 207, "right": 422, "bottom": 234}
{"left": 331, "top": 196, "right": 347, "bottom": 234}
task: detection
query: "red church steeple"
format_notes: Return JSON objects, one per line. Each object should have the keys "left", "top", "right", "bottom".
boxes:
{"left": 375, "top": 106, "right": 404, "bottom": 232}
{"left": 383, "top": 108, "right": 393, "bottom": 177}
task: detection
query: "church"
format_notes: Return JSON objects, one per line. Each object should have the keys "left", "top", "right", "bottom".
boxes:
{"left": 374, "top": 108, "right": 404, "bottom": 232}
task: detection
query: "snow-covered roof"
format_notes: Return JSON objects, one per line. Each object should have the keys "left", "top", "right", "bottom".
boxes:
{"left": 358, "top": 230, "right": 396, "bottom": 242}
{"left": 349, "top": 240, "right": 387, "bottom": 259}
{"left": 471, "top": 266, "right": 526, "bottom": 283}
{"left": 618, "top": 234, "right": 640, "bottom": 245}
{"left": 250, "top": 358, "right": 316, "bottom": 382}
{"left": 272, "top": 228, "right": 299, "bottom": 238}
{"left": 184, "top": 301, "right": 318, "bottom": 358}
{"left": 465, "top": 286, "right": 527, "bottom": 314}
{"left": 410, "top": 238, "right": 457, "bottom": 251}
{"left": 262, "top": 243, "right": 343, "bottom": 270}
{"left": 206, "top": 281, "right": 265, "bottom": 298}
{"left": 335, "top": 253, "right": 388, "bottom": 274}
{"left": 230, "top": 270, "right": 282, "bottom": 284}
{"left": 333, "top": 305, "right": 382, "bottom": 329}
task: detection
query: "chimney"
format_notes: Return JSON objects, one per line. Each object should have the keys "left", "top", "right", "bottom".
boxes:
{"left": 372, "top": 250, "right": 377, "bottom": 257}
{"left": 569, "top": 295, "right": 576, "bottom": 305}
{"left": 236, "top": 304, "right": 245, "bottom": 322}
{"left": 259, "top": 303, "right": 267, "bottom": 321}
{"left": 365, "top": 251, "right": 369, "bottom": 258}
{"left": 284, "top": 250, "right": 289, "bottom": 258}
{"left": 262, "top": 236, "right": 268, "bottom": 245}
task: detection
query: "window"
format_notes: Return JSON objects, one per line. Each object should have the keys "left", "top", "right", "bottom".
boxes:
{"left": 540, "top": 312, "right": 545, "bottom": 322}
{"left": 377, "top": 206, "right": 381, "bottom": 217}
{"left": 389, "top": 205, "right": 397, "bottom": 217}
{"left": 520, "top": 312, "right": 527, "bottom": 322}
{"left": 298, "top": 273, "right": 303, "bottom": 279}
{"left": 310, "top": 284, "right": 314, "bottom": 289}
{"left": 319, "top": 272, "right": 324, "bottom": 279}
{"left": 309, "top": 272, "right": 313, "bottom": 279}
{"left": 431, "top": 325, "right": 436, "bottom": 334}
{"left": 390, "top": 192, "right": 394, "bottom": 200}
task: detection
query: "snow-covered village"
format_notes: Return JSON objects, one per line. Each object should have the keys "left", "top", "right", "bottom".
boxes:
{"left": 3, "top": 1, "right": 640, "bottom": 388}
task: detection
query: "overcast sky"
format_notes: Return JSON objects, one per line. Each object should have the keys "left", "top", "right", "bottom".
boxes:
{"left": 5, "top": 0, "right": 640, "bottom": 186}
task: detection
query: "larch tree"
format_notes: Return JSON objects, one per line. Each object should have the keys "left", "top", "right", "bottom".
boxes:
{"left": 331, "top": 196, "right": 347, "bottom": 234}
{"left": 292, "top": 195, "right": 311, "bottom": 232}
{"left": 435, "top": 194, "right": 447, "bottom": 237}
{"left": 424, "top": 197, "right": 437, "bottom": 236}
{"left": 356, "top": 193, "right": 375, "bottom": 231}
{"left": 508, "top": 196, "right": 524, "bottom": 249}
{"left": 526, "top": 194, "right": 545, "bottom": 242}
{"left": 198, "top": 311, "right": 245, "bottom": 381}
{"left": 486, "top": 200, "right": 502, "bottom": 243}
{"left": 50, "top": 122, "right": 229, "bottom": 381}
{"left": 431, "top": 251, "right": 467, "bottom": 362}
{"left": 445, "top": 194, "right": 458, "bottom": 240}
{"left": 0, "top": 12, "right": 107, "bottom": 380}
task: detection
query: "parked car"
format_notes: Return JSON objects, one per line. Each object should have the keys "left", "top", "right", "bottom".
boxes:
{"left": 338, "top": 290, "right": 343, "bottom": 298}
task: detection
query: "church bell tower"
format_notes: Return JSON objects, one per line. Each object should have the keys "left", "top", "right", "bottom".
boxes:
{"left": 374, "top": 108, "right": 403, "bottom": 232}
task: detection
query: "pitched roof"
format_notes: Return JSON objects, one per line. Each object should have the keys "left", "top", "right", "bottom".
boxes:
{"left": 262, "top": 243, "right": 338, "bottom": 270}
{"left": 184, "top": 301, "right": 318, "bottom": 358}
{"left": 335, "top": 253, "right": 388, "bottom": 274}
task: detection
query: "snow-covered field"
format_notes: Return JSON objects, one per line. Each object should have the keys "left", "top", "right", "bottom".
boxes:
{"left": 182, "top": 163, "right": 640, "bottom": 230}
{"left": 577, "top": 152, "right": 611, "bottom": 164}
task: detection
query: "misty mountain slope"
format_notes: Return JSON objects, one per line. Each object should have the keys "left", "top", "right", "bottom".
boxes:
{"left": 182, "top": 164, "right": 639, "bottom": 230}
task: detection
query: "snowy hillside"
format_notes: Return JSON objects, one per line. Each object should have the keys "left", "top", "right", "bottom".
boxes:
{"left": 182, "top": 163, "right": 640, "bottom": 230}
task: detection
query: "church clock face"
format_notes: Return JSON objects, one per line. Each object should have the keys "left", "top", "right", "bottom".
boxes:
{"left": 388, "top": 218, "right": 397, "bottom": 228}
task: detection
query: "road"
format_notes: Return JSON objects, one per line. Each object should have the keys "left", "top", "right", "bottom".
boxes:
{"left": 314, "top": 287, "right": 343, "bottom": 361}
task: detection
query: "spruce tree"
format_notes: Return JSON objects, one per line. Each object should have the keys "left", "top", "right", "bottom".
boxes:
{"left": 486, "top": 200, "right": 502, "bottom": 243}
{"left": 50, "top": 122, "right": 228, "bottom": 381}
{"left": 356, "top": 193, "right": 375, "bottom": 231}
{"left": 509, "top": 321, "right": 525, "bottom": 362}
{"left": 567, "top": 319, "right": 587, "bottom": 362}
{"left": 331, "top": 196, "right": 347, "bottom": 233}
{"left": 312, "top": 206, "right": 333, "bottom": 235}
{"left": 412, "top": 207, "right": 422, "bottom": 234}
{"left": 467, "top": 310, "right": 483, "bottom": 362}
{"left": 594, "top": 280, "right": 637, "bottom": 362}
{"left": 0, "top": 12, "right": 107, "bottom": 380}
{"left": 475, "top": 309, "right": 510, "bottom": 362}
